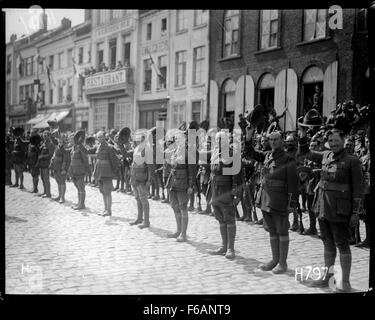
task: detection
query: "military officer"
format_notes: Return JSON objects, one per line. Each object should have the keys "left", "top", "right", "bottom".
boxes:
{"left": 166, "top": 126, "right": 197, "bottom": 242}
{"left": 36, "top": 129, "right": 55, "bottom": 197}
{"left": 69, "top": 130, "right": 91, "bottom": 210}
{"left": 129, "top": 129, "right": 154, "bottom": 228}
{"left": 355, "top": 131, "right": 370, "bottom": 248}
{"left": 26, "top": 132, "right": 42, "bottom": 193}
{"left": 244, "top": 128, "right": 298, "bottom": 274}
{"left": 5, "top": 130, "right": 14, "bottom": 186}
{"left": 10, "top": 127, "right": 28, "bottom": 189}
{"left": 299, "top": 125, "right": 364, "bottom": 292}
{"left": 209, "top": 130, "right": 241, "bottom": 259}
{"left": 49, "top": 132, "right": 71, "bottom": 203}
{"left": 93, "top": 131, "right": 121, "bottom": 216}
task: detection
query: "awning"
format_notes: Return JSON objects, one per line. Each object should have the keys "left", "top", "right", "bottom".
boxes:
{"left": 33, "top": 110, "right": 71, "bottom": 129}
{"left": 26, "top": 113, "right": 50, "bottom": 125}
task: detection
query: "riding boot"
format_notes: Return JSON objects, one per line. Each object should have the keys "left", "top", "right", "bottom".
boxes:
{"left": 304, "top": 210, "right": 317, "bottom": 235}
{"left": 259, "top": 236, "right": 280, "bottom": 270}
{"left": 138, "top": 201, "right": 150, "bottom": 228}
{"left": 19, "top": 174, "right": 24, "bottom": 189}
{"left": 188, "top": 193, "right": 195, "bottom": 211}
{"left": 52, "top": 185, "right": 61, "bottom": 201}
{"left": 130, "top": 201, "right": 143, "bottom": 225}
{"left": 252, "top": 207, "right": 258, "bottom": 222}
{"left": 225, "top": 224, "right": 236, "bottom": 259}
{"left": 305, "top": 250, "right": 336, "bottom": 287}
{"left": 32, "top": 176, "right": 39, "bottom": 193}
{"left": 102, "top": 195, "right": 112, "bottom": 216}
{"left": 290, "top": 211, "right": 299, "bottom": 231}
{"left": 336, "top": 253, "right": 352, "bottom": 292}
{"left": 167, "top": 212, "right": 182, "bottom": 238}
{"left": 59, "top": 184, "right": 66, "bottom": 203}
{"left": 72, "top": 192, "right": 81, "bottom": 210}
{"left": 272, "top": 235, "right": 289, "bottom": 274}
{"left": 209, "top": 223, "right": 227, "bottom": 255}
{"left": 177, "top": 211, "right": 188, "bottom": 242}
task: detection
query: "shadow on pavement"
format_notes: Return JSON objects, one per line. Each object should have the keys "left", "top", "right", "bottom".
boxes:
{"left": 5, "top": 215, "right": 28, "bottom": 223}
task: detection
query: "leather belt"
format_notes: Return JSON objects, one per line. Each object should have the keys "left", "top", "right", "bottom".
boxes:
{"left": 318, "top": 180, "right": 351, "bottom": 192}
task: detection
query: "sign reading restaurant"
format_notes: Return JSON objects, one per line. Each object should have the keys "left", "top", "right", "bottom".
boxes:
{"left": 85, "top": 69, "right": 127, "bottom": 94}
{"left": 94, "top": 18, "right": 133, "bottom": 38}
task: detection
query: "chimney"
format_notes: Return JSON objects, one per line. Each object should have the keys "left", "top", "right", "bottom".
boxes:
{"left": 39, "top": 10, "right": 48, "bottom": 31}
{"left": 61, "top": 18, "right": 72, "bottom": 29}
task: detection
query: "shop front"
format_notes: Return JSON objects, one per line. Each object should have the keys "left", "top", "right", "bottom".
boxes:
{"left": 84, "top": 68, "right": 134, "bottom": 133}
{"left": 138, "top": 99, "right": 169, "bottom": 130}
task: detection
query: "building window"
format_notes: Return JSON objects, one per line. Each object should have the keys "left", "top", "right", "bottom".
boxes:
{"left": 302, "top": 66, "right": 324, "bottom": 115}
{"left": 78, "top": 47, "right": 84, "bottom": 64}
{"left": 161, "top": 18, "right": 167, "bottom": 36}
{"left": 99, "top": 10, "right": 108, "bottom": 24}
{"left": 25, "top": 56, "right": 34, "bottom": 76}
{"left": 115, "top": 102, "right": 132, "bottom": 129}
{"left": 157, "top": 55, "right": 167, "bottom": 90}
{"left": 192, "top": 101, "right": 202, "bottom": 122}
{"left": 175, "top": 50, "right": 186, "bottom": 87}
{"left": 109, "top": 39, "right": 117, "bottom": 69}
{"left": 19, "top": 59, "right": 25, "bottom": 77}
{"left": 67, "top": 49, "right": 73, "bottom": 67}
{"left": 58, "top": 79, "right": 64, "bottom": 103}
{"left": 172, "top": 102, "right": 186, "bottom": 128}
{"left": 94, "top": 101, "right": 108, "bottom": 131}
{"left": 58, "top": 52, "right": 64, "bottom": 69}
{"left": 146, "top": 23, "right": 152, "bottom": 41}
{"left": 97, "top": 42, "right": 104, "bottom": 69}
{"left": 221, "top": 79, "right": 236, "bottom": 118}
{"left": 176, "top": 10, "right": 187, "bottom": 32}
{"left": 303, "top": 9, "right": 327, "bottom": 42}
{"left": 6, "top": 81, "right": 11, "bottom": 105}
{"left": 143, "top": 59, "right": 152, "bottom": 92}
{"left": 49, "top": 55, "right": 54, "bottom": 70}
{"left": 112, "top": 10, "right": 123, "bottom": 20}
{"left": 223, "top": 10, "right": 240, "bottom": 57}
{"left": 123, "top": 37, "right": 131, "bottom": 65}
{"left": 260, "top": 10, "right": 279, "bottom": 50}
{"left": 258, "top": 73, "right": 275, "bottom": 110}
{"left": 38, "top": 83, "right": 45, "bottom": 104}
{"left": 67, "top": 78, "right": 73, "bottom": 102}
{"left": 193, "top": 46, "right": 205, "bottom": 85}
{"left": 19, "top": 86, "right": 24, "bottom": 103}
{"left": 7, "top": 55, "right": 11, "bottom": 74}
{"left": 194, "top": 10, "right": 207, "bottom": 26}
{"left": 49, "top": 88, "right": 53, "bottom": 104}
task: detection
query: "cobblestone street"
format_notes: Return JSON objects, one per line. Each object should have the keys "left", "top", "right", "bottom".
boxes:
{"left": 5, "top": 171, "right": 370, "bottom": 294}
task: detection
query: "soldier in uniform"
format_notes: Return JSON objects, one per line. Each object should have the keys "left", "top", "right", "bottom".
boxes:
{"left": 355, "top": 130, "right": 370, "bottom": 248}
{"left": 161, "top": 134, "right": 175, "bottom": 204}
{"left": 10, "top": 127, "right": 28, "bottom": 189}
{"left": 166, "top": 125, "right": 197, "bottom": 242}
{"left": 5, "top": 130, "right": 14, "bottom": 185}
{"left": 244, "top": 128, "right": 298, "bottom": 274}
{"left": 93, "top": 131, "right": 121, "bottom": 216}
{"left": 299, "top": 125, "right": 364, "bottom": 292}
{"left": 69, "top": 130, "right": 91, "bottom": 210}
{"left": 36, "top": 129, "right": 55, "bottom": 197}
{"left": 26, "top": 132, "right": 42, "bottom": 193}
{"left": 85, "top": 136, "right": 97, "bottom": 185}
{"left": 129, "top": 129, "right": 154, "bottom": 228}
{"left": 209, "top": 131, "right": 241, "bottom": 259}
{"left": 49, "top": 132, "right": 71, "bottom": 203}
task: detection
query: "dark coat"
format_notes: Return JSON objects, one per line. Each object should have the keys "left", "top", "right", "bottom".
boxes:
{"left": 93, "top": 141, "right": 121, "bottom": 180}
{"left": 299, "top": 136, "right": 364, "bottom": 223}
{"left": 69, "top": 144, "right": 90, "bottom": 177}
{"left": 12, "top": 137, "right": 28, "bottom": 164}
{"left": 244, "top": 141, "right": 298, "bottom": 214}
{"left": 37, "top": 139, "right": 55, "bottom": 168}
{"left": 49, "top": 145, "right": 71, "bottom": 172}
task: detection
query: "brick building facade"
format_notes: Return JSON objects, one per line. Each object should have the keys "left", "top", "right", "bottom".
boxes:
{"left": 208, "top": 9, "right": 369, "bottom": 131}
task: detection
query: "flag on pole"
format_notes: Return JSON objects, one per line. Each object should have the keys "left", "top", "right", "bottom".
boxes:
{"left": 146, "top": 47, "right": 164, "bottom": 80}
{"left": 45, "top": 60, "right": 56, "bottom": 87}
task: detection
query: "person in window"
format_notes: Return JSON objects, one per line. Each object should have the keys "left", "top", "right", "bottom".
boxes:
{"left": 116, "top": 61, "right": 123, "bottom": 70}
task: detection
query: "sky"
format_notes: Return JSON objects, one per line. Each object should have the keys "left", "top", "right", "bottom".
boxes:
{"left": 3, "top": 7, "right": 85, "bottom": 43}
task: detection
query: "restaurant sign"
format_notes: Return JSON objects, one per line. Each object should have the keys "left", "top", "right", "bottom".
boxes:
{"left": 85, "top": 69, "right": 127, "bottom": 94}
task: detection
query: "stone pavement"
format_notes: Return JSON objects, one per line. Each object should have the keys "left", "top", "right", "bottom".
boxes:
{"left": 5, "top": 171, "right": 370, "bottom": 294}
